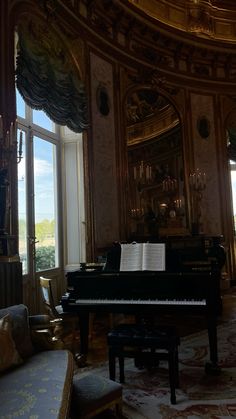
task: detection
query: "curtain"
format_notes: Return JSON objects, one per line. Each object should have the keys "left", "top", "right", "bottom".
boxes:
{"left": 16, "top": 21, "right": 89, "bottom": 133}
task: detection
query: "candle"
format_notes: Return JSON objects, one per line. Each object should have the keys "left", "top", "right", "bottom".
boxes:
{"left": 140, "top": 161, "right": 144, "bottom": 177}
{"left": 203, "top": 172, "right": 206, "bottom": 186}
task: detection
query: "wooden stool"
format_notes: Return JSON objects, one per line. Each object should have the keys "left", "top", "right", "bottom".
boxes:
{"left": 107, "top": 323, "right": 180, "bottom": 404}
{"left": 71, "top": 373, "right": 123, "bottom": 418}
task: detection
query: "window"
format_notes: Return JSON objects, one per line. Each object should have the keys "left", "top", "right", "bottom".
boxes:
{"left": 17, "top": 89, "right": 61, "bottom": 274}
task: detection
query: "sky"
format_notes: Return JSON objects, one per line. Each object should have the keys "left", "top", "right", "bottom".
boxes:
{"left": 17, "top": 90, "right": 56, "bottom": 222}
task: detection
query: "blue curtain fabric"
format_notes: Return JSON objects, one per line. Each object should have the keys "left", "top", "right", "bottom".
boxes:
{"left": 16, "top": 22, "right": 89, "bottom": 133}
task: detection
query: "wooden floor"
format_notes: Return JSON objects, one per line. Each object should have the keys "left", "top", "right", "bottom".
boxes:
{"left": 85, "top": 286, "right": 236, "bottom": 367}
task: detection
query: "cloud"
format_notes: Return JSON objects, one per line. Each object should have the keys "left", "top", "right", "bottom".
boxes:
{"left": 34, "top": 159, "right": 53, "bottom": 177}
{"left": 18, "top": 158, "right": 52, "bottom": 180}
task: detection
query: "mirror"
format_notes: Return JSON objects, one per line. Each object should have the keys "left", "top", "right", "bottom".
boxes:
{"left": 126, "top": 87, "right": 187, "bottom": 240}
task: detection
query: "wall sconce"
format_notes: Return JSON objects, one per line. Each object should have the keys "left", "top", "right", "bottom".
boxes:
{"left": 189, "top": 168, "right": 206, "bottom": 192}
{"left": 189, "top": 168, "right": 206, "bottom": 234}
{"left": 0, "top": 115, "right": 15, "bottom": 168}
{"left": 0, "top": 116, "right": 23, "bottom": 165}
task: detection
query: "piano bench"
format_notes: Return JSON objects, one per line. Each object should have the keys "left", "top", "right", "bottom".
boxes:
{"left": 107, "top": 323, "right": 180, "bottom": 405}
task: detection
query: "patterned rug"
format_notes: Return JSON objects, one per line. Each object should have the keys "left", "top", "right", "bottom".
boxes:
{"left": 77, "top": 320, "right": 236, "bottom": 418}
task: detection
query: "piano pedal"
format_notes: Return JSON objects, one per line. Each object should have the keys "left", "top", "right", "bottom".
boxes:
{"left": 205, "top": 362, "right": 221, "bottom": 375}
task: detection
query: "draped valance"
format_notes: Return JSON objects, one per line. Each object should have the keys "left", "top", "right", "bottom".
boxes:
{"left": 16, "top": 21, "right": 89, "bottom": 133}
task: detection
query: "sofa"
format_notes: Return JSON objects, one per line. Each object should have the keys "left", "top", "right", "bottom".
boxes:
{"left": 0, "top": 304, "right": 74, "bottom": 419}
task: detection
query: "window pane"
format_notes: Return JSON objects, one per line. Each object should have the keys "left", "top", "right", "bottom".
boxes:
{"left": 16, "top": 89, "right": 26, "bottom": 119}
{"left": 33, "top": 109, "right": 55, "bottom": 132}
{"left": 17, "top": 130, "right": 28, "bottom": 274}
{"left": 33, "top": 136, "right": 58, "bottom": 271}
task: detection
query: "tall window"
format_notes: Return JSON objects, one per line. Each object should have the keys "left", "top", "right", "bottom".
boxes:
{"left": 17, "top": 89, "right": 61, "bottom": 275}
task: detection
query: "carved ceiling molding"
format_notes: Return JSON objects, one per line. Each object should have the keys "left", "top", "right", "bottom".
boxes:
{"left": 51, "top": 0, "right": 236, "bottom": 89}
{"left": 127, "top": 0, "right": 236, "bottom": 42}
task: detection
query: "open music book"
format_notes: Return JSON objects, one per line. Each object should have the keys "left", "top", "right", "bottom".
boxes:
{"left": 120, "top": 242, "right": 166, "bottom": 271}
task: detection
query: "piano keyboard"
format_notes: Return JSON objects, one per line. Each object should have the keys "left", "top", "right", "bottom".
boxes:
{"left": 72, "top": 298, "right": 207, "bottom": 306}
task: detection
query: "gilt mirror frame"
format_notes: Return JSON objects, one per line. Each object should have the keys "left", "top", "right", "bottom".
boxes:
{"left": 122, "top": 81, "right": 190, "bottom": 241}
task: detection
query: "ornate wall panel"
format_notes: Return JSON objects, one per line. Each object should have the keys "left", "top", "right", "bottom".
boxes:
{"left": 190, "top": 92, "right": 221, "bottom": 234}
{"left": 90, "top": 52, "right": 119, "bottom": 250}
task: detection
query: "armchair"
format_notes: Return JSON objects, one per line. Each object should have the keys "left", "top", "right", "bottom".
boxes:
{"left": 39, "top": 276, "right": 81, "bottom": 360}
{"left": 29, "top": 312, "right": 65, "bottom": 350}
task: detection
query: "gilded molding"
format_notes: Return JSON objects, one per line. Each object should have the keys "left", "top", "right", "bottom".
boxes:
{"left": 52, "top": 0, "right": 236, "bottom": 88}
{"left": 128, "top": 0, "right": 236, "bottom": 42}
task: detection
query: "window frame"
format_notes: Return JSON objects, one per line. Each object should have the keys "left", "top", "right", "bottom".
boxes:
{"left": 17, "top": 105, "right": 64, "bottom": 276}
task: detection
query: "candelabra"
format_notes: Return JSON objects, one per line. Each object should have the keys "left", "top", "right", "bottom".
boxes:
{"left": 0, "top": 116, "right": 23, "bottom": 166}
{"left": 0, "top": 115, "right": 22, "bottom": 236}
{"left": 0, "top": 117, "right": 14, "bottom": 169}
{"left": 162, "top": 176, "right": 177, "bottom": 192}
{"left": 129, "top": 207, "right": 144, "bottom": 221}
{"left": 189, "top": 168, "right": 206, "bottom": 234}
{"left": 133, "top": 160, "right": 153, "bottom": 190}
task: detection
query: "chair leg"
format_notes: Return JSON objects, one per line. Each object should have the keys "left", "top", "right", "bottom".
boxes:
{"left": 119, "top": 355, "right": 125, "bottom": 383}
{"left": 109, "top": 348, "right": 116, "bottom": 381}
{"left": 174, "top": 347, "right": 180, "bottom": 388}
{"left": 115, "top": 400, "right": 123, "bottom": 418}
{"left": 168, "top": 349, "right": 176, "bottom": 404}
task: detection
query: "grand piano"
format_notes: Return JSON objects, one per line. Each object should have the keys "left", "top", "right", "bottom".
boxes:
{"left": 61, "top": 236, "right": 225, "bottom": 372}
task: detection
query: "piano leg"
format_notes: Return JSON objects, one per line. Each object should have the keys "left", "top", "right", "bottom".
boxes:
{"left": 205, "top": 313, "right": 221, "bottom": 375}
{"left": 77, "top": 310, "right": 89, "bottom": 365}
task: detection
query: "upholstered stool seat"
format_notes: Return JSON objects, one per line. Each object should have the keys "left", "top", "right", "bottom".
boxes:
{"left": 107, "top": 323, "right": 180, "bottom": 404}
{"left": 71, "top": 373, "right": 123, "bottom": 418}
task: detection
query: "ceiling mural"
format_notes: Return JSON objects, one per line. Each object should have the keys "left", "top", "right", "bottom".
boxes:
{"left": 126, "top": 90, "right": 168, "bottom": 125}
{"left": 126, "top": 88, "right": 180, "bottom": 146}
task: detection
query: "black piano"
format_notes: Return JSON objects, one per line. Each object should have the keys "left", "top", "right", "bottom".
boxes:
{"left": 61, "top": 236, "right": 225, "bottom": 372}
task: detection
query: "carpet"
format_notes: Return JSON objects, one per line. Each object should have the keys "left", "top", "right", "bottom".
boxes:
{"left": 77, "top": 320, "right": 236, "bottom": 418}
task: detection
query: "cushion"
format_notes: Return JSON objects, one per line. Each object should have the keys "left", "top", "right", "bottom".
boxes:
{"left": 72, "top": 373, "right": 122, "bottom": 417}
{"left": 0, "top": 314, "right": 22, "bottom": 373}
{"left": 0, "top": 304, "right": 34, "bottom": 358}
{"left": 107, "top": 323, "right": 180, "bottom": 348}
{"left": 0, "top": 350, "right": 74, "bottom": 418}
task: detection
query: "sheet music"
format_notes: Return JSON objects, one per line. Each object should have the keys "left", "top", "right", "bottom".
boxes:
{"left": 120, "top": 242, "right": 165, "bottom": 271}
{"left": 143, "top": 243, "right": 165, "bottom": 271}
{"left": 120, "top": 243, "right": 142, "bottom": 271}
